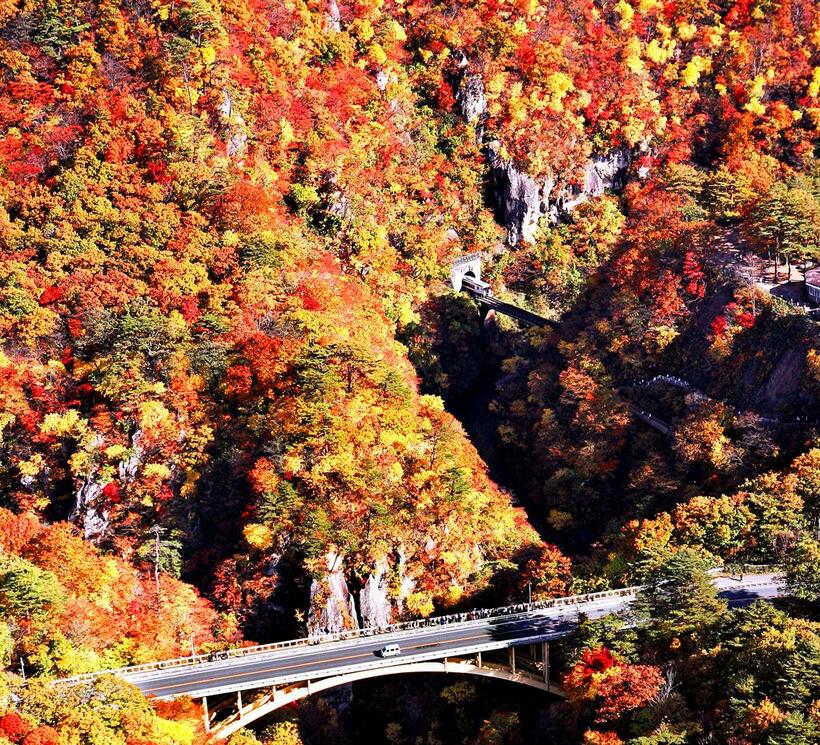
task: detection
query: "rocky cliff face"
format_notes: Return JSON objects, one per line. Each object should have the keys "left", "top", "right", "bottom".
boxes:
{"left": 451, "top": 68, "right": 635, "bottom": 244}
{"left": 218, "top": 90, "right": 248, "bottom": 159}
{"left": 358, "top": 558, "right": 392, "bottom": 628}
{"left": 488, "top": 141, "right": 556, "bottom": 244}
{"left": 488, "top": 142, "right": 633, "bottom": 244}
{"left": 68, "top": 429, "right": 147, "bottom": 542}
{"left": 358, "top": 551, "right": 418, "bottom": 626}
{"left": 326, "top": 0, "right": 341, "bottom": 32}
{"left": 452, "top": 53, "right": 487, "bottom": 142}
{"left": 308, "top": 550, "right": 419, "bottom": 632}
{"left": 70, "top": 478, "right": 110, "bottom": 541}
{"left": 456, "top": 74, "right": 488, "bottom": 131}
{"left": 307, "top": 551, "right": 360, "bottom": 635}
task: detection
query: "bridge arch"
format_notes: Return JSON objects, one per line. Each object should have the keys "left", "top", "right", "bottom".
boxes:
{"left": 210, "top": 660, "right": 559, "bottom": 740}
{"left": 450, "top": 253, "right": 482, "bottom": 292}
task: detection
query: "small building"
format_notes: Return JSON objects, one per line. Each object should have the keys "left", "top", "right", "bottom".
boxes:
{"left": 807, "top": 268, "right": 820, "bottom": 305}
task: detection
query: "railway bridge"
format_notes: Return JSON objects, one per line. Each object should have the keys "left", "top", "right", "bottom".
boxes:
{"left": 451, "top": 253, "right": 559, "bottom": 328}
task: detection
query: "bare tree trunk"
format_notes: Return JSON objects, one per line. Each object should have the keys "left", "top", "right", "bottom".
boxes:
{"left": 148, "top": 524, "right": 167, "bottom": 597}
{"left": 154, "top": 531, "right": 161, "bottom": 594}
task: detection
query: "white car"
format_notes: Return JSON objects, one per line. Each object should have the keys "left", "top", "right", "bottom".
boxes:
{"left": 377, "top": 644, "right": 401, "bottom": 658}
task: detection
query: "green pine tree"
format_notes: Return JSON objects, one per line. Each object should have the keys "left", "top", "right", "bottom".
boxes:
{"left": 784, "top": 536, "right": 820, "bottom": 602}
{"left": 706, "top": 166, "right": 753, "bottom": 222}
{"left": 633, "top": 549, "right": 727, "bottom": 646}
{"left": 0, "top": 557, "right": 65, "bottom": 620}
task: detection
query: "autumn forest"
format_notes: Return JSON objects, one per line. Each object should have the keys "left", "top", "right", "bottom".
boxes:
{"left": 0, "top": 0, "right": 819, "bottom": 742}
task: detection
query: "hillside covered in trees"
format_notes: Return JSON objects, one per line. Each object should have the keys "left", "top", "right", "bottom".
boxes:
{"left": 0, "top": 0, "right": 818, "bottom": 742}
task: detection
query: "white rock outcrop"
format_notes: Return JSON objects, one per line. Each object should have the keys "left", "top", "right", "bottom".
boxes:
{"left": 585, "top": 149, "right": 632, "bottom": 195}
{"left": 307, "top": 551, "right": 359, "bottom": 635}
{"left": 489, "top": 142, "right": 633, "bottom": 244}
{"left": 488, "top": 141, "right": 556, "bottom": 244}
{"left": 326, "top": 0, "right": 341, "bottom": 32}
{"left": 358, "top": 550, "right": 418, "bottom": 625}
{"left": 456, "top": 74, "right": 488, "bottom": 128}
{"left": 69, "top": 478, "right": 110, "bottom": 541}
{"left": 394, "top": 548, "right": 416, "bottom": 616}
{"left": 359, "top": 558, "right": 392, "bottom": 628}
{"left": 218, "top": 90, "right": 247, "bottom": 159}
{"left": 118, "top": 429, "right": 143, "bottom": 482}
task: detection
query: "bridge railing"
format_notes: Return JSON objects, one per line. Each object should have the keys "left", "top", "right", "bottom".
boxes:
{"left": 174, "top": 634, "right": 561, "bottom": 701}
{"left": 57, "top": 584, "right": 645, "bottom": 686}
{"left": 56, "top": 569, "right": 781, "bottom": 687}
{"left": 720, "top": 563, "right": 781, "bottom": 575}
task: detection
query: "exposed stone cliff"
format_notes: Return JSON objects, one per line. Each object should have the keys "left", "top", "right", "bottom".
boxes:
{"left": 307, "top": 551, "right": 359, "bottom": 635}
{"left": 309, "top": 550, "right": 420, "bottom": 632}
{"left": 358, "top": 558, "right": 392, "bottom": 628}
{"left": 488, "top": 141, "right": 633, "bottom": 244}
{"left": 451, "top": 66, "right": 635, "bottom": 245}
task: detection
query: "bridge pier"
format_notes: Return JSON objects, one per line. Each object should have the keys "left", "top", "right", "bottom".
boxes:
{"left": 480, "top": 304, "right": 496, "bottom": 329}
{"left": 476, "top": 651, "right": 482, "bottom": 668}
{"left": 202, "top": 696, "right": 210, "bottom": 733}
{"left": 542, "top": 642, "right": 550, "bottom": 686}
{"left": 204, "top": 658, "right": 566, "bottom": 740}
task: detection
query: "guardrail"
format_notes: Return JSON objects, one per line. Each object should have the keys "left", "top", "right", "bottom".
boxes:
{"left": 174, "top": 634, "right": 564, "bottom": 700}
{"left": 56, "top": 571, "right": 781, "bottom": 688}
{"left": 57, "top": 585, "right": 643, "bottom": 686}
{"left": 721, "top": 563, "right": 782, "bottom": 575}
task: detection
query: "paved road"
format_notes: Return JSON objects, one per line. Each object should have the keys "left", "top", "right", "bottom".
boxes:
{"left": 106, "top": 574, "right": 782, "bottom": 700}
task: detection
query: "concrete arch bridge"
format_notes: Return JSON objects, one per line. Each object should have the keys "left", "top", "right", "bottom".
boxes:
{"left": 56, "top": 573, "right": 782, "bottom": 739}
{"left": 207, "top": 649, "right": 556, "bottom": 740}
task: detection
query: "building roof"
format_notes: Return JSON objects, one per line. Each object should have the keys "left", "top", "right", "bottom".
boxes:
{"left": 806, "top": 268, "right": 820, "bottom": 288}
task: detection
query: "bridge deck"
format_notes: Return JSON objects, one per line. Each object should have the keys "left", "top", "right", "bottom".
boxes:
{"left": 123, "top": 607, "right": 581, "bottom": 699}
{"left": 478, "top": 296, "right": 559, "bottom": 328}
{"left": 57, "top": 574, "right": 782, "bottom": 700}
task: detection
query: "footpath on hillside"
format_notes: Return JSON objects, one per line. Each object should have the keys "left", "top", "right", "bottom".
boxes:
{"left": 708, "top": 228, "right": 818, "bottom": 314}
